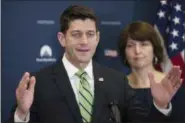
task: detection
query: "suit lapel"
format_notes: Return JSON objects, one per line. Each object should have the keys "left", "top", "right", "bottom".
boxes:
{"left": 52, "top": 62, "right": 82, "bottom": 123}
{"left": 91, "top": 62, "right": 106, "bottom": 123}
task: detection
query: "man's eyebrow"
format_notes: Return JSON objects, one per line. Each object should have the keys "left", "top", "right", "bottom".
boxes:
{"left": 71, "top": 30, "right": 81, "bottom": 33}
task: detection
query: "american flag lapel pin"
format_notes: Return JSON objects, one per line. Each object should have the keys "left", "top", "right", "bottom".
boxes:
{"left": 98, "top": 77, "right": 104, "bottom": 82}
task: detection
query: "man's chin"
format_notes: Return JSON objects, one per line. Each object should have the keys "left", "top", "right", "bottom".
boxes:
{"left": 77, "top": 57, "right": 91, "bottom": 63}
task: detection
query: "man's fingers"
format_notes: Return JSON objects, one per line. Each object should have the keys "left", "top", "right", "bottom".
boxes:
{"left": 20, "top": 72, "right": 30, "bottom": 83}
{"left": 18, "top": 72, "right": 30, "bottom": 88}
{"left": 165, "top": 66, "right": 181, "bottom": 88}
{"left": 28, "top": 76, "right": 36, "bottom": 92}
{"left": 16, "top": 73, "right": 30, "bottom": 97}
{"left": 148, "top": 72, "right": 156, "bottom": 87}
{"left": 173, "top": 79, "right": 183, "bottom": 92}
{"left": 169, "top": 66, "right": 181, "bottom": 85}
{"left": 163, "top": 66, "right": 180, "bottom": 87}
{"left": 172, "top": 69, "right": 182, "bottom": 87}
{"left": 160, "top": 67, "right": 180, "bottom": 92}
{"left": 166, "top": 66, "right": 177, "bottom": 81}
{"left": 167, "top": 66, "right": 180, "bottom": 81}
{"left": 18, "top": 76, "right": 30, "bottom": 93}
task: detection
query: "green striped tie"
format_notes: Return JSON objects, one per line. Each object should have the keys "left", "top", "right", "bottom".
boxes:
{"left": 76, "top": 70, "right": 94, "bottom": 123}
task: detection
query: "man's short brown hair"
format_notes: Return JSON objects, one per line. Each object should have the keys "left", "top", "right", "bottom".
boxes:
{"left": 60, "top": 5, "right": 98, "bottom": 34}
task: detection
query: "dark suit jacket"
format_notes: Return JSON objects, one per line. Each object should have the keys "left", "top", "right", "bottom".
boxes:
{"left": 9, "top": 61, "right": 170, "bottom": 123}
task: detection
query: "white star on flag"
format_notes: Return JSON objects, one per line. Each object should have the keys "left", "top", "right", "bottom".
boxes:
{"left": 169, "top": 42, "right": 178, "bottom": 51}
{"left": 161, "top": 1, "right": 167, "bottom": 5}
{"left": 174, "top": 4, "right": 181, "bottom": 12}
{"left": 173, "top": 16, "right": 180, "bottom": 25}
{"left": 182, "top": 35, "right": 185, "bottom": 42}
{"left": 171, "top": 29, "right": 179, "bottom": 37}
{"left": 158, "top": 10, "right": 165, "bottom": 18}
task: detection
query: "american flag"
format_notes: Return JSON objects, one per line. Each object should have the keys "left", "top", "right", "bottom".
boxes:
{"left": 154, "top": 0, "right": 185, "bottom": 82}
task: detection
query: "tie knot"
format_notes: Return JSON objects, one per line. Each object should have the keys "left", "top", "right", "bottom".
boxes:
{"left": 75, "top": 70, "right": 87, "bottom": 78}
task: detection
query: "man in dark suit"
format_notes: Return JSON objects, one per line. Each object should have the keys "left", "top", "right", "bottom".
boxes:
{"left": 10, "top": 5, "right": 182, "bottom": 123}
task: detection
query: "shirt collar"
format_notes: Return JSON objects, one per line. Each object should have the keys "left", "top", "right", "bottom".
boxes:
{"left": 62, "top": 53, "right": 93, "bottom": 79}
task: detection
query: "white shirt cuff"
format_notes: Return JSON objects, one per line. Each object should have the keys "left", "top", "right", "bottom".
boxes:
{"left": 153, "top": 101, "right": 172, "bottom": 116}
{"left": 14, "top": 108, "right": 30, "bottom": 122}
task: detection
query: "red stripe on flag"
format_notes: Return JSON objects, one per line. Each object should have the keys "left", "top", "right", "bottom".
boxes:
{"left": 170, "top": 53, "right": 185, "bottom": 81}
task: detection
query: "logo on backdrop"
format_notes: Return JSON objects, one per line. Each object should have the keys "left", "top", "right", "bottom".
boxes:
{"left": 101, "top": 21, "right": 121, "bottom": 26}
{"left": 104, "top": 49, "right": 118, "bottom": 57}
{"left": 37, "top": 20, "right": 55, "bottom": 25}
{"left": 36, "top": 45, "right": 57, "bottom": 63}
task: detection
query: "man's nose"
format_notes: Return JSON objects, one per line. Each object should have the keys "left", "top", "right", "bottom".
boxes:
{"left": 80, "top": 35, "right": 88, "bottom": 44}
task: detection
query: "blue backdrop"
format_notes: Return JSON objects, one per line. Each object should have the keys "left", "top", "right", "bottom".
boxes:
{"left": 2, "top": 0, "right": 164, "bottom": 122}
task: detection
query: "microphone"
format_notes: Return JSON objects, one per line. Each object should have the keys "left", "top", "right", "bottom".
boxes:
{"left": 108, "top": 100, "right": 121, "bottom": 123}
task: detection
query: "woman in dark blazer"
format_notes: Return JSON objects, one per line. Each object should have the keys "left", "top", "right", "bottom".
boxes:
{"left": 118, "top": 21, "right": 185, "bottom": 122}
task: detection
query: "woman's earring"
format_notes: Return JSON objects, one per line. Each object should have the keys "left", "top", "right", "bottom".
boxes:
{"left": 154, "top": 56, "right": 158, "bottom": 64}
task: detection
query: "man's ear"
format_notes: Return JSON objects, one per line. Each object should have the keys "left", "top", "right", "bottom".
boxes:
{"left": 96, "top": 31, "right": 100, "bottom": 44}
{"left": 57, "top": 32, "right": 65, "bottom": 47}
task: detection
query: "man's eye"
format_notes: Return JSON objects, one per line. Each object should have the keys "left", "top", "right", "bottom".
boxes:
{"left": 72, "top": 33, "right": 81, "bottom": 38}
{"left": 87, "top": 33, "right": 95, "bottom": 37}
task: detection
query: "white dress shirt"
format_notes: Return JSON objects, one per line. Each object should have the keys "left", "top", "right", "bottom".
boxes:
{"left": 62, "top": 54, "right": 94, "bottom": 103}
{"left": 14, "top": 54, "right": 172, "bottom": 122}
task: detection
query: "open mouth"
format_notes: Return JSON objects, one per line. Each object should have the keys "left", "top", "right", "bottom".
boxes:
{"left": 76, "top": 49, "right": 90, "bottom": 52}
